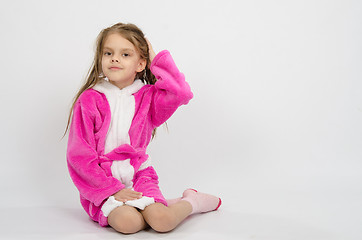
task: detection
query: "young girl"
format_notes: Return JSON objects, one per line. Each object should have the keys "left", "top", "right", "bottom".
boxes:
{"left": 66, "top": 23, "right": 221, "bottom": 234}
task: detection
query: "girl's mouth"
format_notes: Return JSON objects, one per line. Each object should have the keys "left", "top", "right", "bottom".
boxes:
{"left": 110, "top": 67, "right": 122, "bottom": 70}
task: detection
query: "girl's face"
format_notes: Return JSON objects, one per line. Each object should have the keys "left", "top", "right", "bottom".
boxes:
{"left": 101, "top": 33, "right": 146, "bottom": 89}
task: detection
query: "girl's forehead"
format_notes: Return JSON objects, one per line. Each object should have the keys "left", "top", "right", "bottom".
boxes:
{"left": 103, "top": 32, "right": 135, "bottom": 50}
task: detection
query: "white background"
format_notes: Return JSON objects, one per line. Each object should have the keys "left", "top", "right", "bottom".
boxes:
{"left": 0, "top": 0, "right": 361, "bottom": 239}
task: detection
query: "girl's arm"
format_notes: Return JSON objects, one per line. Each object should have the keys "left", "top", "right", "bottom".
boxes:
{"left": 149, "top": 50, "right": 194, "bottom": 127}
{"left": 67, "top": 92, "right": 124, "bottom": 206}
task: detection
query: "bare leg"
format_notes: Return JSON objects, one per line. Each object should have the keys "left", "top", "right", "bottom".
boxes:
{"left": 141, "top": 201, "right": 192, "bottom": 233}
{"left": 108, "top": 205, "right": 148, "bottom": 234}
{"left": 166, "top": 197, "right": 182, "bottom": 205}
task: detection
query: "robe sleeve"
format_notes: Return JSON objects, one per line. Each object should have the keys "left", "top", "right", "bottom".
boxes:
{"left": 150, "top": 50, "right": 194, "bottom": 127}
{"left": 66, "top": 93, "right": 124, "bottom": 206}
{"left": 133, "top": 166, "right": 168, "bottom": 206}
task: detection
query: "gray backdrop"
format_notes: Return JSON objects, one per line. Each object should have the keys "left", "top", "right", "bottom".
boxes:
{"left": 0, "top": 0, "right": 361, "bottom": 239}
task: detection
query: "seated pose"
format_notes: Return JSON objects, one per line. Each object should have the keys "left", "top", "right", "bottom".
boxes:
{"left": 66, "top": 22, "right": 221, "bottom": 234}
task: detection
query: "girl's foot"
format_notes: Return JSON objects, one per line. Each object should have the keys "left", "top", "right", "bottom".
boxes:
{"left": 182, "top": 189, "right": 222, "bottom": 214}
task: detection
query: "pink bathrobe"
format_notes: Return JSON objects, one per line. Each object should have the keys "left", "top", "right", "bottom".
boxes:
{"left": 67, "top": 50, "right": 193, "bottom": 226}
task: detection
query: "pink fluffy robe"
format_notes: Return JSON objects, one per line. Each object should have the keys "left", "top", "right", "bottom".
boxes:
{"left": 67, "top": 50, "right": 193, "bottom": 226}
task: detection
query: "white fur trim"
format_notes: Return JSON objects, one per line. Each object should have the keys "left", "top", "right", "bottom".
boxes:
{"left": 101, "top": 196, "right": 155, "bottom": 217}
{"left": 101, "top": 196, "right": 124, "bottom": 217}
{"left": 125, "top": 196, "right": 155, "bottom": 210}
{"left": 110, "top": 159, "right": 134, "bottom": 188}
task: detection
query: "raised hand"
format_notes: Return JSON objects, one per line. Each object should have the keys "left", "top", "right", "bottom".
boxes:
{"left": 146, "top": 38, "right": 156, "bottom": 63}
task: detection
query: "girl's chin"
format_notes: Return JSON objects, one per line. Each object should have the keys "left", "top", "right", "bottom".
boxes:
{"left": 107, "top": 77, "right": 134, "bottom": 83}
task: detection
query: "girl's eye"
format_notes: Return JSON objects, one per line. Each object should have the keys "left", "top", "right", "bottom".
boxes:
{"left": 122, "top": 53, "right": 130, "bottom": 57}
{"left": 104, "top": 52, "right": 112, "bottom": 56}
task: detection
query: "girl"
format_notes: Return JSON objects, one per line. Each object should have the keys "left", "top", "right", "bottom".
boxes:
{"left": 66, "top": 23, "right": 221, "bottom": 234}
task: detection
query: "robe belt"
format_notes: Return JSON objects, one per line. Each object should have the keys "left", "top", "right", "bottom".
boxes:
{"left": 99, "top": 144, "right": 148, "bottom": 171}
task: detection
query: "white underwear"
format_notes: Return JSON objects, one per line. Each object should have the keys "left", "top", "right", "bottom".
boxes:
{"left": 101, "top": 195, "right": 155, "bottom": 217}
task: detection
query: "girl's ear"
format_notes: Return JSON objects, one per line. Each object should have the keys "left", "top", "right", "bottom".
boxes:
{"left": 137, "top": 58, "right": 147, "bottom": 72}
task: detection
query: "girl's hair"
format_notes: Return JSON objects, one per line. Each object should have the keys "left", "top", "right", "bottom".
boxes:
{"left": 64, "top": 23, "right": 157, "bottom": 138}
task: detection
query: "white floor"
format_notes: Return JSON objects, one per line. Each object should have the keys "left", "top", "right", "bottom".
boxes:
{"left": 2, "top": 191, "right": 361, "bottom": 240}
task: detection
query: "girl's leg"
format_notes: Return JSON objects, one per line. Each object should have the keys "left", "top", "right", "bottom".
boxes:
{"left": 166, "top": 197, "right": 182, "bottom": 205}
{"left": 142, "top": 189, "right": 221, "bottom": 233}
{"left": 141, "top": 201, "right": 192, "bottom": 233}
{"left": 108, "top": 205, "right": 148, "bottom": 234}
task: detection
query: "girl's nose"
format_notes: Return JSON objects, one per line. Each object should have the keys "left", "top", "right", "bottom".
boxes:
{"left": 111, "top": 58, "right": 119, "bottom": 63}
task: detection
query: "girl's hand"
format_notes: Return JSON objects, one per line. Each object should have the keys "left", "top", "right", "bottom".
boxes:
{"left": 146, "top": 38, "right": 156, "bottom": 63}
{"left": 113, "top": 189, "right": 143, "bottom": 202}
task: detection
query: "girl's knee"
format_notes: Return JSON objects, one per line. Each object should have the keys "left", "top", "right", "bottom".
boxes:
{"left": 147, "top": 209, "right": 177, "bottom": 233}
{"left": 108, "top": 207, "right": 145, "bottom": 234}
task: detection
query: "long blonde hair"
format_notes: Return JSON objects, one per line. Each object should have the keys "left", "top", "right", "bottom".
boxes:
{"left": 64, "top": 23, "right": 157, "bottom": 137}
